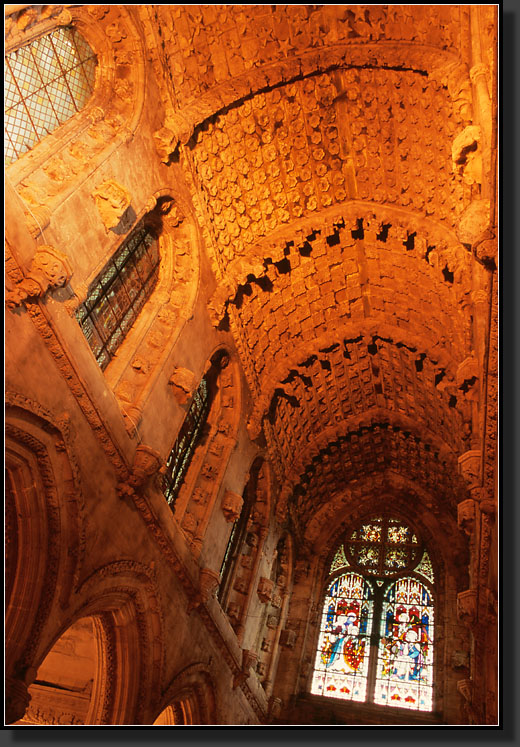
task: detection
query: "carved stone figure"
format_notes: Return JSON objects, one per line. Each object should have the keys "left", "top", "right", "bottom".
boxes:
{"left": 92, "top": 180, "right": 132, "bottom": 231}
{"left": 221, "top": 490, "right": 243, "bottom": 523}
{"left": 168, "top": 367, "right": 196, "bottom": 405}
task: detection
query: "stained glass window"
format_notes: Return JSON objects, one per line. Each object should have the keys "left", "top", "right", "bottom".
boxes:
{"left": 5, "top": 27, "right": 97, "bottom": 165}
{"left": 311, "top": 516, "right": 435, "bottom": 713}
{"left": 345, "top": 516, "right": 421, "bottom": 576}
{"left": 311, "top": 572, "right": 374, "bottom": 702}
{"left": 76, "top": 225, "right": 160, "bottom": 371}
{"left": 162, "top": 376, "right": 211, "bottom": 507}
{"left": 375, "top": 577, "right": 434, "bottom": 710}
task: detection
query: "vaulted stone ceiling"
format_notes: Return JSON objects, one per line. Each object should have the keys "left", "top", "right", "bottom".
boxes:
{"left": 147, "top": 5, "right": 495, "bottom": 544}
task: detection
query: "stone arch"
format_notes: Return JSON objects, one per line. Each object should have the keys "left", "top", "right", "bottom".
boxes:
{"left": 10, "top": 559, "right": 163, "bottom": 725}
{"left": 298, "top": 500, "right": 468, "bottom": 721}
{"left": 5, "top": 396, "right": 84, "bottom": 723}
{"left": 152, "top": 663, "right": 217, "bottom": 726}
{"left": 72, "top": 560, "right": 164, "bottom": 724}
{"left": 6, "top": 5, "right": 147, "bottom": 235}
{"left": 78, "top": 190, "right": 202, "bottom": 435}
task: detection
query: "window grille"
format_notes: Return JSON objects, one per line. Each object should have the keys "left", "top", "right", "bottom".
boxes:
{"left": 311, "top": 517, "right": 435, "bottom": 712}
{"left": 5, "top": 27, "right": 97, "bottom": 165}
{"left": 162, "top": 377, "right": 211, "bottom": 507}
{"left": 75, "top": 225, "right": 160, "bottom": 371}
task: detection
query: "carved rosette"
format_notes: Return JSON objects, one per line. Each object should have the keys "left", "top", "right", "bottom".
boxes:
{"left": 257, "top": 577, "right": 274, "bottom": 604}
{"left": 457, "top": 589, "right": 477, "bottom": 627}
{"left": 221, "top": 490, "right": 243, "bottom": 523}
{"left": 6, "top": 245, "right": 73, "bottom": 309}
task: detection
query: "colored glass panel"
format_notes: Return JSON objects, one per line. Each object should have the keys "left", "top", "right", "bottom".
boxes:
{"left": 311, "top": 573, "right": 374, "bottom": 703}
{"left": 415, "top": 550, "right": 435, "bottom": 583}
{"left": 346, "top": 517, "right": 422, "bottom": 576}
{"left": 374, "top": 577, "right": 434, "bottom": 711}
{"left": 76, "top": 226, "right": 160, "bottom": 371}
{"left": 5, "top": 27, "right": 96, "bottom": 165}
{"left": 330, "top": 544, "right": 349, "bottom": 573}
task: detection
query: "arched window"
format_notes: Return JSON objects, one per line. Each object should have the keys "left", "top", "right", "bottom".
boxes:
{"left": 311, "top": 516, "right": 435, "bottom": 712}
{"left": 75, "top": 223, "right": 160, "bottom": 371}
{"left": 217, "top": 486, "right": 253, "bottom": 607}
{"left": 162, "top": 374, "right": 212, "bottom": 507}
{"left": 5, "top": 27, "right": 97, "bottom": 165}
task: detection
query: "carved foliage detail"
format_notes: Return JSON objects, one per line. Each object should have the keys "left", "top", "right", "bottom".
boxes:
{"left": 6, "top": 245, "right": 73, "bottom": 309}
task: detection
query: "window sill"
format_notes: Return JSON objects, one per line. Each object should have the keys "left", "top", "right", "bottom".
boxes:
{"left": 277, "top": 693, "right": 444, "bottom": 726}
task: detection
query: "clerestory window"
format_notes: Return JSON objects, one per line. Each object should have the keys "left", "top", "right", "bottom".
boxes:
{"left": 76, "top": 223, "right": 160, "bottom": 371}
{"left": 5, "top": 27, "right": 97, "bottom": 165}
{"left": 311, "top": 516, "right": 435, "bottom": 712}
{"left": 162, "top": 376, "right": 212, "bottom": 508}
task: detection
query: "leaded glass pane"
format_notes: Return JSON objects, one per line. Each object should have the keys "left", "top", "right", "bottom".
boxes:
{"left": 374, "top": 577, "right": 434, "bottom": 711}
{"left": 162, "top": 378, "right": 211, "bottom": 507}
{"left": 76, "top": 226, "right": 160, "bottom": 371}
{"left": 414, "top": 550, "right": 434, "bottom": 583}
{"left": 346, "top": 516, "right": 422, "bottom": 576}
{"left": 330, "top": 544, "right": 349, "bottom": 573}
{"left": 311, "top": 572, "right": 373, "bottom": 703}
{"left": 5, "top": 27, "right": 96, "bottom": 164}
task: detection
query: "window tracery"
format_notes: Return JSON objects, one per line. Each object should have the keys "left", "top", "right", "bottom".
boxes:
{"left": 75, "top": 224, "right": 160, "bottom": 371}
{"left": 311, "top": 516, "right": 435, "bottom": 712}
{"left": 5, "top": 27, "right": 97, "bottom": 165}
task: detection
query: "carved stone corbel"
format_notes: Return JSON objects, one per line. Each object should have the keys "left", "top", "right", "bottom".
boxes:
{"left": 457, "top": 499, "right": 476, "bottom": 536}
{"left": 456, "top": 357, "right": 479, "bottom": 400}
{"left": 268, "top": 696, "right": 283, "bottom": 720}
{"left": 118, "top": 444, "right": 164, "bottom": 499}
{"left": 457, "top": 589, "right": 477, "bottom": 627}
{"left": 457, "top": 450, "right": 481, "bottom": 490}
{"left": 233, "top": 649, "right": 258, "bottom": 689}
{"left": 199, "top": 567, "right": 221, "bottom": 605}
{"left": 130, "top": 445, "right": 163, "bottom": 489}
{"left": 257, "top": 577, "right": 274, "bottom": 604}
{"left": 92, "top": 179, "right": 132, "bottom": 231}
{"left": 221, "top": 490, "right": 243, "bottom": 523}
{"left": 279, "top": 629, "right": 297, "bottom": 648}
{"left": 168, "top": 367, "right": 196, "bottom": 405}
{"left": 6, "top": 245, "right": 73, "bottom": 309}
{"left": 456, "top": 199, "right": 491, "bottom": 249}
